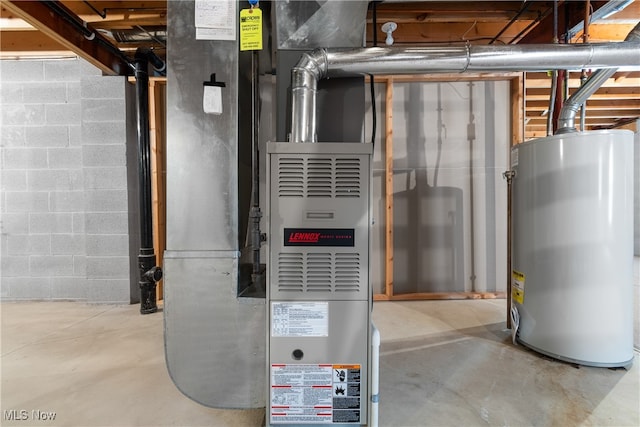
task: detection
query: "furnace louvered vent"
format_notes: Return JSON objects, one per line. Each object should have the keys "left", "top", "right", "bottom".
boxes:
{"left": 277, "top": 156, "right": 362, "bottom": 198}
{"left": 277, "top": 252, "right": 304, "bottom": 291}
{"left": 335, "top": 159, "right": 361, "bottom": 197}
{"left": 306, "top": 253, "right": 333, "bottom": 291}
{"left": 335, "top": 253, "right": 360, "bottom": 291}
{"left": 277, "top": 158, "right": 304, "bottom": 197}
{"left": 277, "top": 252, "right": 361, "bottom": 293}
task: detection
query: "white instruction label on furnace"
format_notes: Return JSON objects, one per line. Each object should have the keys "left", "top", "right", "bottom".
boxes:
{"left": 270, "top": 364, "right": 361, "bottom": 424}
{"left": 272, "top": 302, "right": 329, "bottom": 337}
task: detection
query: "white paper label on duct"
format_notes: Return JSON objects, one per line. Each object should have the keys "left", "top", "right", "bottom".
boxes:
{"left": 203, "top": 86, "right": 223, "bottom": 115}
{"left": 511, "top": 148, "right": 519, "bottom": 167}
{"left": 195, "top": 0, "right": 236, "bottom": 40}
{"left": 271, "top": 302, "right": 329, "bottom": 337}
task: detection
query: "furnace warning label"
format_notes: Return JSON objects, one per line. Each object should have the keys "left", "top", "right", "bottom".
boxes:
{"left": 270, "top": 364, "right": 361, "bottom": 424}
{"left": 512, "top": 270, "right": 525, "bottom": 304}
{"left": 272, "top": 302, "right": 329, "bottom": 337}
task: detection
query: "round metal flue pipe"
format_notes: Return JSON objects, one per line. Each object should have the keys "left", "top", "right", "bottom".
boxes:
{"left": 290, "top": 41, "right": 640, "bottom": 143}
{"left": 556, "top": 22, "right": 640, "bottom": 134}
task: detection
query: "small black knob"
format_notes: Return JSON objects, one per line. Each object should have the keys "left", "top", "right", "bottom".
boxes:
{"left": 292, "top": 349, "right": 304, "bottom": 360}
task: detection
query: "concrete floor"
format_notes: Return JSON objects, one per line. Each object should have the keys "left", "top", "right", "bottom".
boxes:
{"left": 1, "top": 300, "right": 638, "bottom": 427}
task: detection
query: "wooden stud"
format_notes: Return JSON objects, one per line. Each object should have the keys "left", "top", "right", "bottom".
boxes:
{"left": 385, "top": 77, "right": 394, "bottom": 299}
{"left": 511, "top": 73, "right": 525, "bottom": 146}
{"left": 149, "top": 78, "right": 167, "bottom": 301}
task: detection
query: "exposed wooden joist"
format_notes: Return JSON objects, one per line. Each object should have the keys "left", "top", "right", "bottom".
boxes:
{"left": 525, "top": 72, "right": 640, "bottom": 88}
{"left": 519, "top": 1, "right": 608, "bottom": 43}
{"left": 1, "top": 0, "right": 130, "bottom": 75}
{"left": 0, "top": 28, "right": 68, "bottom": 52}
{"left": 368, "top": 21, "right": 535, "bottom": 45}
{"left": 526, "top": 98, "right": 640, "bottom": 110}
{"left": 526, "top": 86, "right": 640, "bottom": 98}
{"left": 571, "top": 23, "right": 639, "bottom": 42}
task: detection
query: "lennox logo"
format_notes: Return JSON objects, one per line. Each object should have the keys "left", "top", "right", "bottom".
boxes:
{"left": 284, "top": 228, "right": 355, "bottom": 247}
{"left": 288, "top": 232, "right": 321, "bottom": 243}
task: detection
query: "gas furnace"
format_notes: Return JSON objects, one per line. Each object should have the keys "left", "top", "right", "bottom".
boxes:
{"left": 266, "top": 142, "right": 373, "bottom": 426}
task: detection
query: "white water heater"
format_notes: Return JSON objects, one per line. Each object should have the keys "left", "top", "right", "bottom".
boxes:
{"left": 511, "top": 130, "right": 634, "bottom": 367}
{"left": 266, "top": 142, "right": 373, "bottom": 425}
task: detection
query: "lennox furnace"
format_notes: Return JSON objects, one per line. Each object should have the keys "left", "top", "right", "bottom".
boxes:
{"left": 266, "top": 142, "right": 374, "bottom": 425}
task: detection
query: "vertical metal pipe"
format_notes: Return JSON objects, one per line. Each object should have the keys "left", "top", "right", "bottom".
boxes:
{"left": 134, "top": 48, "right": 163, "bottom": 314}
{"left": 503, "top": 170, "right": 515, "bottom": 329}
{"left": 547, "top": 0, "right": 559, "bottom": 136}
{"left": 467, "top": 82, "right": 476, "bottom": 292}
{"left": 580, "top": 0, "right": 591, "bottom": 131}
{"left": 250, "top": 50, "right": 263, "bottom": 290}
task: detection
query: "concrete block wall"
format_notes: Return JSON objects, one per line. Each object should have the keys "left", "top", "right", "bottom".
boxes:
{"left": 1, "top": 58, "right": 135, "bottom": 303}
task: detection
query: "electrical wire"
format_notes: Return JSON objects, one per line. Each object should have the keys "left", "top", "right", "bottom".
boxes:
{"left": 510, "top": 306, "right": 520, "bottom": 345}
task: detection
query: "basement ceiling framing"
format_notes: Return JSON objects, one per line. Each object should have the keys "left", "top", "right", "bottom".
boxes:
{"left": 1, "top": 0, "right": 638, "bottom": 139}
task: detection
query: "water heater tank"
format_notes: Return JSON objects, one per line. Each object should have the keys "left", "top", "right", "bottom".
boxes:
{"left": 511, "top": 130, "right": 634, "bottom": 367}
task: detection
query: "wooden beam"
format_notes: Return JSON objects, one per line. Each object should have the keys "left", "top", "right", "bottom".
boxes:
{"left": 0, "top": 29, "right": 69, "bottom": 52}
{"left": 368, "top": 21, "right": 535, "bottom": 44}
{"left": 525, "top": 73, "right": 640, "bottom": 89}
{"left": 1, "top": 0, "right": 130, "bottom": 75}
{"left": 571, "top": 23, "right": 638, "bottom": 42}
{"left": 526, "top": 98, "right": 640, "bottom": 110}
{"left": 527, "top": 117, "right": 638, "bottom": 126}
{"left": 385, "top": 77, "right": 394, "bottom": 299}
{"left": 527, "top": 109, "right": 640, "bottom": 118}
{"left": 526, "top": 86, "right": 640, "bottom": 98}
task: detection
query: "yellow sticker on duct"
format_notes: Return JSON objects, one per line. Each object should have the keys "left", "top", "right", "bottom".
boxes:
{"left": 240, "top": 8, "right": 262, "bottom": 51}
{"left": 512, "top": 270, "right": 525, "bottom": 304}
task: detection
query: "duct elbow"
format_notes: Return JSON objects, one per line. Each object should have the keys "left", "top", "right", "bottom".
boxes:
{"left": 292, "top": 48, "right": 328, "bottom": 87}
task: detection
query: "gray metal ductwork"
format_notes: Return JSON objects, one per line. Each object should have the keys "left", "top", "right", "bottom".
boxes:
{"left": 291, "top": 41, "right": 640, "bottom": 143}
{"left": 556, "top": 22, "right": 640, "bottom": 134}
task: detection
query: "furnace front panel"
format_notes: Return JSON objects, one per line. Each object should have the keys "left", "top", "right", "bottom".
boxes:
{"left": 267, "top": 142, "right": 372, "bottom": 426}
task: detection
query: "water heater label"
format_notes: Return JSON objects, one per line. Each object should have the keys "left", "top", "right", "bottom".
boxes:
{"left": 512, "top": 270, "right": 525, "bottom": 304}
{"left": 511, "top": 148, "right": 519, "bottom": 167}
{"left": 284, "top": 228, "right": 355, "bottom": 247}
{"left": 270, "top": 364, "right": 361, "bottom": 424}
{"left": 272, "top": 302, "right": 329, "bottom": 337}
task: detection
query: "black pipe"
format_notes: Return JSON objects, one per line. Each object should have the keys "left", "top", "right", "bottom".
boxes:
{"left": 43, "top": 0, "right": 133, "bottom": 71}
{"left": 508, "top": 6, "right": 554, "bottom": 44}
{"left": 489, "top": 2, "right": 531, "bottom": 45}
{"left": 250, "top": 50, "right": 263, "bottom": 290}
{"left": 134, "top": 48, "right": 165, "bottom": 314}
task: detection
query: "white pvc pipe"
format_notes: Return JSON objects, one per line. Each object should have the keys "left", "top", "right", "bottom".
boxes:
{"left": 370, "top": 323, "right": 381, "bottom": 427}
